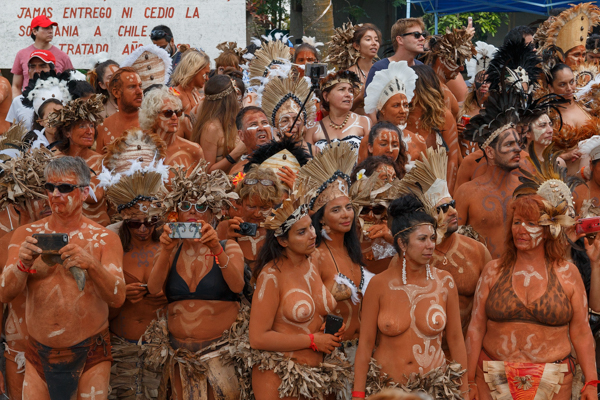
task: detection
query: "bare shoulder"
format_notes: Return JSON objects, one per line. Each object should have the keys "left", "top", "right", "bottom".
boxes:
{"left": 553, "top": 261, "right": 583, "bottom": 290}
{"left": 176, "top": 136, "right": 201, "bottom": 151}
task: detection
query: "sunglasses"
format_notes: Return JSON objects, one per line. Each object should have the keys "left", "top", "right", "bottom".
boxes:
{"left": 44, "top": 183, "right": 86, "bottom": 194}
{"left": 437, "top": 200, "right": 456, "bottom": 214}
{"left": 178, "top": 201, "right": 209, "bottom": 213}
{"left": 400, "top": 31, "right": 428, "bottom": 39}
{"left": 126, "top": 217, "right": 160, "bottom": 229}
{"left": 361, "top": 205, "right": 387, "bottom": 216}
{"left": 160, "top": 109, "right": 183, "bottom": 118}
{"left": 244, "top": 179, "right": 275, "bottom": 186}
{"left": 150, "top": 30, "right": 171, "bottom": 41}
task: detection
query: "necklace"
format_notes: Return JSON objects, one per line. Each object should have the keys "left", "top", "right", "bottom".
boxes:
{"left": 329, "top": 112, "right": 350, "bottom": 130}
{"left": 434, "top": 234, "right": 464, "bottom": 273}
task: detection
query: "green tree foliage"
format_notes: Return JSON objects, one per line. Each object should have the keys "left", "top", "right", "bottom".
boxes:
{"left": 247, "top": 0, "right": 290, "bottom": 30}
{"left": 423, "top": 12, "right": 508, "bottom": 41}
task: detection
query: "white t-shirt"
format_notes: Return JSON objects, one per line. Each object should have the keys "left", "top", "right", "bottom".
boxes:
{"left": 5, "top": 95, "right": 34, "bottom": 131}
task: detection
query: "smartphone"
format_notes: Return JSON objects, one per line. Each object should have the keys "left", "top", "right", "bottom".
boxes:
{"left": 324, "top": 314, "right": 344, "bottom": 335}
{"left": 168, "top": 222, "right": 202, "bottom": 239}
{"left": 33, "top": 233, "right": 68, "bottom": 265}
{"left": 235, "top": 222, "right": 258, "bottom": 237}
{"left": 576, "top": 216, "right": 600, "bottom": 235}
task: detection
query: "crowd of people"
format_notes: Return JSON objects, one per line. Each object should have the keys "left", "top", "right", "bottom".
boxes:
{"left": 1, "top": 5, "right": 600, "bottom": 400}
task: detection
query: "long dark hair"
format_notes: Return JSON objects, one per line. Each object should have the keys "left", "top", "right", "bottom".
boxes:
{"left": 351, "top": 155, "right": 403, "bottom": 184}
{"left": 118, "top": 220, "right": 162, "bottom": 252}
{"left": 312, "top": 205, "right": 364, "bottom": 265}
{"left": 253, "top": 229, "right": 288, "bottom": 281}
{"left": 389, "top": 194, "right": 436, "bottom": 253}
{"left": 367, "top": 121, "right": 408, "bottom": 177}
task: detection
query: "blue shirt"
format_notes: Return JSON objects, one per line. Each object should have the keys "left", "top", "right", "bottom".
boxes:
{"left": 364, "top": 58, "right": 423, "bottom": 97}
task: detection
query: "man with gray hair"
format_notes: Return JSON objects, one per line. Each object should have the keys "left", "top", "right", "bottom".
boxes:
{"left": 0, "top": 156, "right": 125, "bottom": 400}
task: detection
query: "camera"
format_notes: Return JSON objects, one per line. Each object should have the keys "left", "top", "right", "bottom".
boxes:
{"left": 305, "top": 63, "right": 328, "bottom": 88}
{"left": 236, "top": 222, "right": 258, "bottom": 237}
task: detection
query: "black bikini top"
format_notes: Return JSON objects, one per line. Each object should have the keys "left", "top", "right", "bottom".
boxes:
{"left": 485, "top": 263, "right": 572, "bottom": 327}
{"left": 165, "top": 240, "right": 240, "bottom": 303}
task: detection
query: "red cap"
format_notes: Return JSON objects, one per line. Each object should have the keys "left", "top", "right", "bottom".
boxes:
{"left": 31, "top": 15, "right": 58, "bottom": 29}
{"left": 28, "top": 50, "right": 56, "bottom": 65}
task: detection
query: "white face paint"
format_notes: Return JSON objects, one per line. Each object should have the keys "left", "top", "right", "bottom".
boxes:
{"left": 530, "top": 114, "right": 553, "bottom": 146}
{"left": 522, "top": 222, "right": 543, "bottom": 247}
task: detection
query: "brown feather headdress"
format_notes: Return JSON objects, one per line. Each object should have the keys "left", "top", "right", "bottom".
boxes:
{"left": 217, "top": 41, "right": 248, "bottom": 65}
{"left": 513, "top": 143, "right": 583, "bottom": 238}
{"left": 261, "top": 76, "right": 316, "bottom": 128}
{"left": 103, "top": 128, "right": 167, "bottom": 173}
{"left": 47, "top": 94, "right": 105, "bottom": 130}
{"left": 263, "top": 192, "right": 310, "bottom": 237}
{"left": 248, "top": 40, "right": 291, "bottom": 87}
{"left": 423, "top": 28, "right": 476, "bottom": 71}
{"left": 538, "top": 3, "right": 600, "bottom": 54}
{"left": 159, "top": 160, "right": 238, "bottom": 218}
{"left": 324, "top": 22, "right": 360, "bottom": 71}
{"left": 295, "top": 141, "right": 357, "bottom": 212}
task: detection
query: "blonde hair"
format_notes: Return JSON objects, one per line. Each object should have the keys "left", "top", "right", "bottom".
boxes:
{"left": 170, "top": 50, "right": 210, "bottom": 88}
{"left": 235, "top": 165, "right": 284, "bottom": 205}
{"left": 411, "top": 64, "right": 446, "bottom": 132}
{"left": 369, "top": 389, "right": 427, "bottom": 400}
{"left": 139, "top": 86, "right": 183, "bottom": 131}
{"left": 391, "top": 18, "right": 425, "bottom": 52}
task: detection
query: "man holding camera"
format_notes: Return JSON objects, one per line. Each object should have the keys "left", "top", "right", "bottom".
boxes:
{"left": 0, "top": 156, "right": 125, "bottom": 400}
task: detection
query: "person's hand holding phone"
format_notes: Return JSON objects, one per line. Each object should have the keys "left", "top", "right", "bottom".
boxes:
{"left": 19, "top": 236, "right": 42, "bottom": 268}
{"left": 198, "top": 223, "right": 220, "bottom": 251}
{"left": 159, "top": 224, "right": 179, "bottom": 251}
{"left": 126, "top": 282, "right": 148, "bottom": 303}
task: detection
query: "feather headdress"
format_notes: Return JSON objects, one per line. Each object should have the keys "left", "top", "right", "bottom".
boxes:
{"left": 0, "top": 126, "right": 55, "bottom": 212}
{"left": 263, "top": 192, "right": 310, "bottom": 237}
{"left": 573, "top": 61, "right": 600, "bottom": 88}
{"left": 261, "top": 76, "right": 315, "bottom": 128}
{"left": 103, "top": 128, "right": 167, "bottom": 173}
{"left": 519, "top": 92, "right": 569, "bottom": 127}
{"left": 364, "top": 60, "right": 417, "bottom": 114}
{"left": 324, "top": 22, "right": 360, "bottom": 71}
{"left": 248, "top": 40, "right": 292, "bottom": 87}
{"left": 217, "top": 41, "right": 248, "bottom": 65}
{"left": 47, "top": 94, "right": 105, "bottom": 130}
{"left": 243, "top": 136, "right": 311, "bottom": 176}
{"left": 301, "top": 36, "right": 324, "bottom": 49}
{"left": 21, "top": 70, "right": 72, "bottom": 115}
{"left": 159, "top": 160, "right": 238, "bottom": 218}
{"left": 120, "top": 44, "right": 173, "bottom": 90}
{"left": 349, "top": 172, "right": 395, "bottom": 216}
{"left": 513, "top": 143, "right": 583, "bottom": 238}
{"left": 486, "top": 38, "right": 542, "bottom": 93}
{"left": 389, "top": 147, "right": 450, "bottom": 243}
{"left": 295, "top": 141, "right": 357, "bottom": 212}
{"left": 464, "top": 85, "right": 522, "bottom": 150}
{"left": 538, "top": 3, "right": 600, "bottom": 55}
{"left": 423, "top": 28, "right": 476, "bottom": 71}
{"left": 320, "top": 70, "right": 361, "bottom": 93}
{"left": 465, "top": 41, "right": 497, "bottom": 83}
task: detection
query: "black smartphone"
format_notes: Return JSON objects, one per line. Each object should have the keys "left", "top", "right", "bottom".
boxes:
{"left": 324, "top": 314, "right": 344, "bottom": 335}
{"left": 236, "top": 222, "right": 258, "bottom": 237}
{"left": 33, "top": 233, "right": 68, "bottom": 265}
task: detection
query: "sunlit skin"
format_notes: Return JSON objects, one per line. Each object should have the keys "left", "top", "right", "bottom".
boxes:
{"left": 466, "top": 210, "right": 598, "bottom": 400}
{"left": 0, "top": 171, "right": 125, "bottom": 400}
{"left": 352, "top": 224, "right": 468, "bottom": 396}
{"left": 565, "top": 45, "right": 586, "bottom": 68}
{"left": 174, "top": 64, "right": 210, "bottom": 140}
{"left": 96, "top": 72, "right": 143, "bottom": 153}
{"left": 0, "top": 76, "right": 10, "bottom": 134}
{"left": 368, "top": 129, "right": 401, "bottom": 161}
{"left": 147, "top": 203, "right": 245, "bottom": 400}
{"left": 455, "top": 129, "right": 522, "bottom": 259}
{"left": 249, "top": 214, "right": 344, "bottom": 400}
{"left": 379, "top": 93, "right": 409, "bottom": 126}
{"left": 392, "top": 25, "right": 426, "bottom": 62}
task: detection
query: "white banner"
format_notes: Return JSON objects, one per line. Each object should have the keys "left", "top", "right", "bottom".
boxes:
{"left": 0, "top": 0, "right": 247, "bottom": 69}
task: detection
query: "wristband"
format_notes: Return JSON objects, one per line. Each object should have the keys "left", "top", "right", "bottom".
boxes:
{"left": 225, "top": 154, "right": 236, "bottom": 164}
{"left": 206, "top": 246, "right": 224, "bottom": 265}
{"left": 17, "top": 260, "right": 37, "bottom": 274}
{"left": 308, "top": 334, "right": 318, "bottom": 351}
{"left": 581, "top": 380, "right": 600, "bottom": 393}
{"left": 581, "top": 167, "right": 587, "bottom": 180}
{"left": 352, "top": 391, "right": 366, "bottom": 398}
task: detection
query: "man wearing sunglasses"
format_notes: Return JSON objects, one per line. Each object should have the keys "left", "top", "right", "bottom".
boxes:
{"left": 364, "top": 18, "right": 426, "bottom": 92}
{"left": 430, "top": 194, "right": 491, "bottom": 340}
{"left": 150, "top": 25, "right": 183, "bottom": 70}
{"left": 96, "top": 67, "right": 143, "bottom": 153}
{"left": 0, "top": 156, "right": 125, "bottom": 400}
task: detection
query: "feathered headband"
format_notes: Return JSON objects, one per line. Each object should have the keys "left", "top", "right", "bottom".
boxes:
{"left": 263, "top": 193, "right": 310, "bottom": 237}
{"left": 261, "top": 76, "right": 316, "bottom": 127}
{"left": 244, "top": 136, "right": 311, "bottom": 176}
{"left": 364, "top": 60, "right": 417, "bottom": 114}
{"left": 216, "top": 41, "right": 248, "bottom": 65}
{"left": 519, "top": 92, "right": 569, "bottom": 128}
{"left": 295, "top": 141, "right": 357, "bottom": 212}
{"left": 160, "top": 159, "right": 238, "bottom": 218}
{"left": 21, "top": 70, "right": 72, "bottom": 115}
{"left": 47, "top": 94, "right": 105, "bottom": 130}
{"left": 486, "top": 38, "right": 542, "bottom": 94}
{"left": 466, "top": 41, "right": 498, "bottom": 84}
{"left": 349, "top": 172, "right": 395, "bottom": 217}
{"left": 120, "top": 44, "right": 173, "bottom": 90}
{"left": 514, "top": 143, "right": 583, "bottom": 238}
{"left": 248, "top": 40, "right": 291, "bottom": 87}
{"left": 573, "top": 61, "right": 599, "bottom": 88}
{"left": 538, "top": 3, "right": 600, "bottom": 55}
{"left": 324, "top": 22, "right": 360, "bottom": 71}
{"left": 424, "top": 28, "right": 476, "bottom": 71}
{"left": 320, "top": 70, "right": 361, "bottom": 93}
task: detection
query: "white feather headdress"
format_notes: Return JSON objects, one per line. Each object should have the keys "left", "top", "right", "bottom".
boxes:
{"left": 364, "top": 61, "right": 418, "bottom": 114}
{"left": 120, "top": 44, "right": 173, "bottom": 89}
{"left": 466, "top": 41, "right": 497, "bottom": 83}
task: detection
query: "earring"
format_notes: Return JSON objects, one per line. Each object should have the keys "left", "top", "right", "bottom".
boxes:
{"left": 426, "top": 263, "right": 434, "bottom": 280}
{"left": 402, "top": 252, "right": 407, "bottom": 285}
{"left": 321, "top": 225, "right": 332, "bottom": 241}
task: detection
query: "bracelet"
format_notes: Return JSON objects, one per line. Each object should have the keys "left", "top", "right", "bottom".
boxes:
{"left": 218, "top": 254, "right": 230, "bottom": 269}
{"left": 581, "top": 167, "right": 587, "bottom": 180}
{"left": 17, "top": 260, "right": 37, "bottom": 274}
{"left": 225, "top": 154, "right": 236, "bottom": 164}
{"left": 582, "top": 380, "right": 600, "bottom": 393}
{"left": 351, "top": 391, "right": 366, "bottom": 398}
{"left": 308, "top": 333, "right": 318, "bottom": 351}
